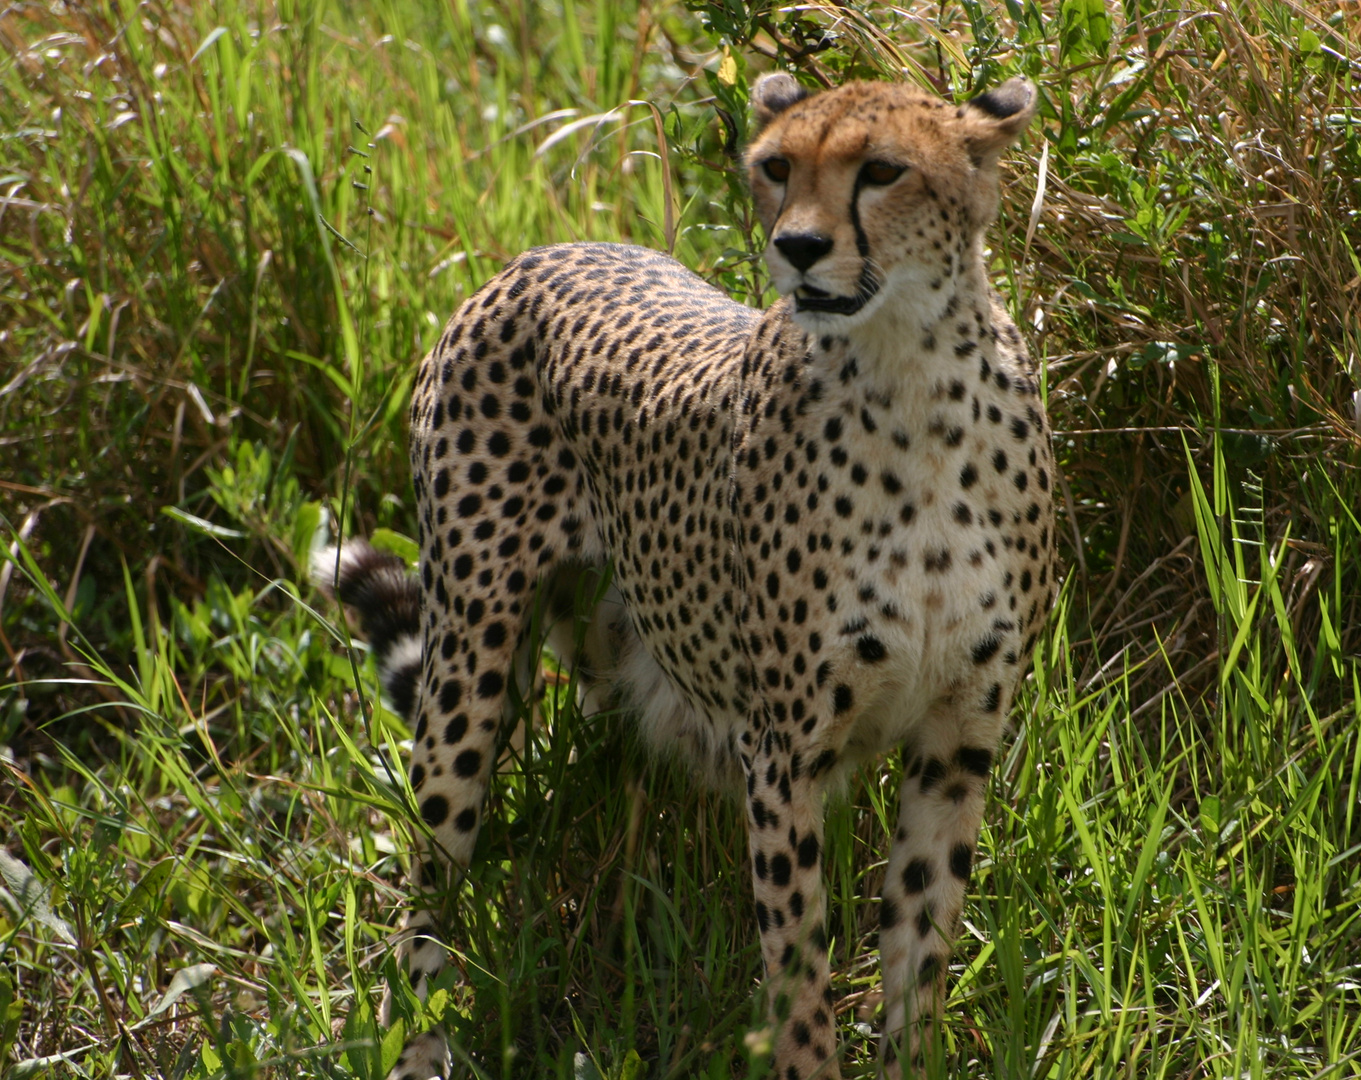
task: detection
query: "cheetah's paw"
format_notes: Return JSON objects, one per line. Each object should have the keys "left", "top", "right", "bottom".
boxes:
{"left": 385, "top": 1029, "right": 451, "bottom": 1080}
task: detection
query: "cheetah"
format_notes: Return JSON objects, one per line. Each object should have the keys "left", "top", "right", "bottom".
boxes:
{"left": 319, "top": 73, "right": 1056, "bottom": 1079}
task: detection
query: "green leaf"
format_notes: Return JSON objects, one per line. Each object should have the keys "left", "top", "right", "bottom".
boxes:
{"left": 1061, "top": 0, "right": 1111, "bottom": 57}
{"left": 292, "top": 501, "right": 324, "bottom": 567}
{"left": 1200, "top": 794, "right": 1221, "bottom": 837}
{"left": 379, "top": 1017, "right": 407, "bottom": 1076}
{"left": 618, "top": 1049, "right": 645, "bottom": 1080}
{"left": 121, "top": 857, "right": 175, "bottom": 917}
{"left": 161, "top": 506, "right": 247, "bottom": 539}
{"left": 370, "top": 528, "right": 419, "bottom": 567}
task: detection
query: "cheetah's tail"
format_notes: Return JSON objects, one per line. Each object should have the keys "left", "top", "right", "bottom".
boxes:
{"left": 312, "top": 540, "right": 422, "bottom": 722}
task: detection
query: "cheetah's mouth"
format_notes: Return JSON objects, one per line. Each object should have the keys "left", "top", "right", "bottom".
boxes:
{"left": 793, "top": 273, "right": 880, "bottom": 316}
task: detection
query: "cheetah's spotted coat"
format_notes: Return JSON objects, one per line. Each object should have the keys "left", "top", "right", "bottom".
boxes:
{"left": 322, "top": 73, "right": 1057, "bottom": 1079}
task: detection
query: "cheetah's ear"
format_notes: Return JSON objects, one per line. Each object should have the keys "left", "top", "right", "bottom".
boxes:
{"left": 958, "top": 77, "right": 1037, "bottom": 167}
{"left": 752, "top": 72, "right": 810, "bottom": 127}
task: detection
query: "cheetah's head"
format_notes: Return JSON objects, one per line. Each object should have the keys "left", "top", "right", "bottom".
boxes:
{"left": 746, "top": 75, "right": 1036, "bottom": 334}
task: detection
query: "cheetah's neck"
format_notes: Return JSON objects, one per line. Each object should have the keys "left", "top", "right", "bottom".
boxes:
{"left": 807, "top": 256, "right": 1007, "bottom": 399}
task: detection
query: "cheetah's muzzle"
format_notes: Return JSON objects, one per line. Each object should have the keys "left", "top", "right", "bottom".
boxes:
{"left": 320, "top": 70, "right": 1057, "bottom": 1080}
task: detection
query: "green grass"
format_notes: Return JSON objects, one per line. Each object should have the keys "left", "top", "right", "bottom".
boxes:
{"left": 2, "top": 0, "right": 1359, "bottom": 1077}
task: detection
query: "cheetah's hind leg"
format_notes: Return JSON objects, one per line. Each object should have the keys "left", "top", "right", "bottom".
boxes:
{"left": 313, "top": 542, "right": 455, "bottom": 1078}
{"left": 314, "top": 543, "right": 628, "bottom": 1079}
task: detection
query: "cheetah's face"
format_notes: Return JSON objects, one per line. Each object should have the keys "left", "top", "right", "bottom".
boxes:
{"left": 746, "top": 75, "right": 1036, "bottom": 333}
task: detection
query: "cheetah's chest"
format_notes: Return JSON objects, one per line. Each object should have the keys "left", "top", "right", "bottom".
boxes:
{"left": 726, "top": 325, "right": 1055, "bottom": 758}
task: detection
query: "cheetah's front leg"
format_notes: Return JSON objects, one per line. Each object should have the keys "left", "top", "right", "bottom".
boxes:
{"left": 380, "top": 616, "right": 533, "bottom": 1080}
{"left": 745, "top": 726, "right": 841, "bottom": 1080}
{"left": 876, "top": 690, "right": 1010, "bottom": 1077}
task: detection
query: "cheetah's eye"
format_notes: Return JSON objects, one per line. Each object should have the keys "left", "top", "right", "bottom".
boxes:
{"left": 859, "top": 161, "right": 905, "bottom": 186}
{"left": 762, "top": 158, "right": 791, "bottom": 183}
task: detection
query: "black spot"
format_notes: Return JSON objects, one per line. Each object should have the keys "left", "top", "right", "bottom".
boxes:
{"left": 924, "top": 548, "right": 951, "bottom": 572}
{"left": 420, "top": 794, "right": 449, "bottom": 826}
{"left": 833, "top": 684, "right": 853, "bottom": 714}
{"left": 442, "top": 714, "right": 468, "bottom": 744}
{"left": 483, "top": 622, "right": 507, "bottom": 648}
{"left": 920, "top": 757, "right": 946, "bottom": 791}
{"left": 454, "top": 749, "right": 482, "bottom": 778}
{"left": 917, "top": 954, "right": 940, "bottom": 986}
{"left": 856, "top": 635, "right": 887, "bottom": 663}
{"left": 771, "top": 852, "right": 792, "bottom": 887}
{"left": 902, "top": 858, "right": 933, "bottom": 894}
{"left": 881, "top": 897, "right": 900, "bottom": 930}
{"left": 916, "top": 904, "right": 933, "bottom": 938}
{"left": 971, "top": 635, "right": 1001, "bottom": 664}
{"left": 957, "top": 745, "right": 992, "bottom": 777}
{"left": 950, "top": 842, "right": 974, "bottom": 879}
{"left": 797, "top": 834, "right": 819, "bottom": 868}
{"left": 960, "top": 463, "right": 978, "bottom": 488}
{"left": 454, "top": 807, "right": 478, "bottom": 832}
{"left": 477, "top": 671, "right": 505, "bottom": 698}
{"left": 439, "top": 681, "right": 462, "bottom": 713}
{"left": 440, "top": 631, "right": 458, "bottom": 660}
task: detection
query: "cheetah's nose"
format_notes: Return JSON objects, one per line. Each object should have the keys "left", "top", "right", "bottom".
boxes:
{"left": 773, "top": 233, "right": 833, "bottom": 273}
